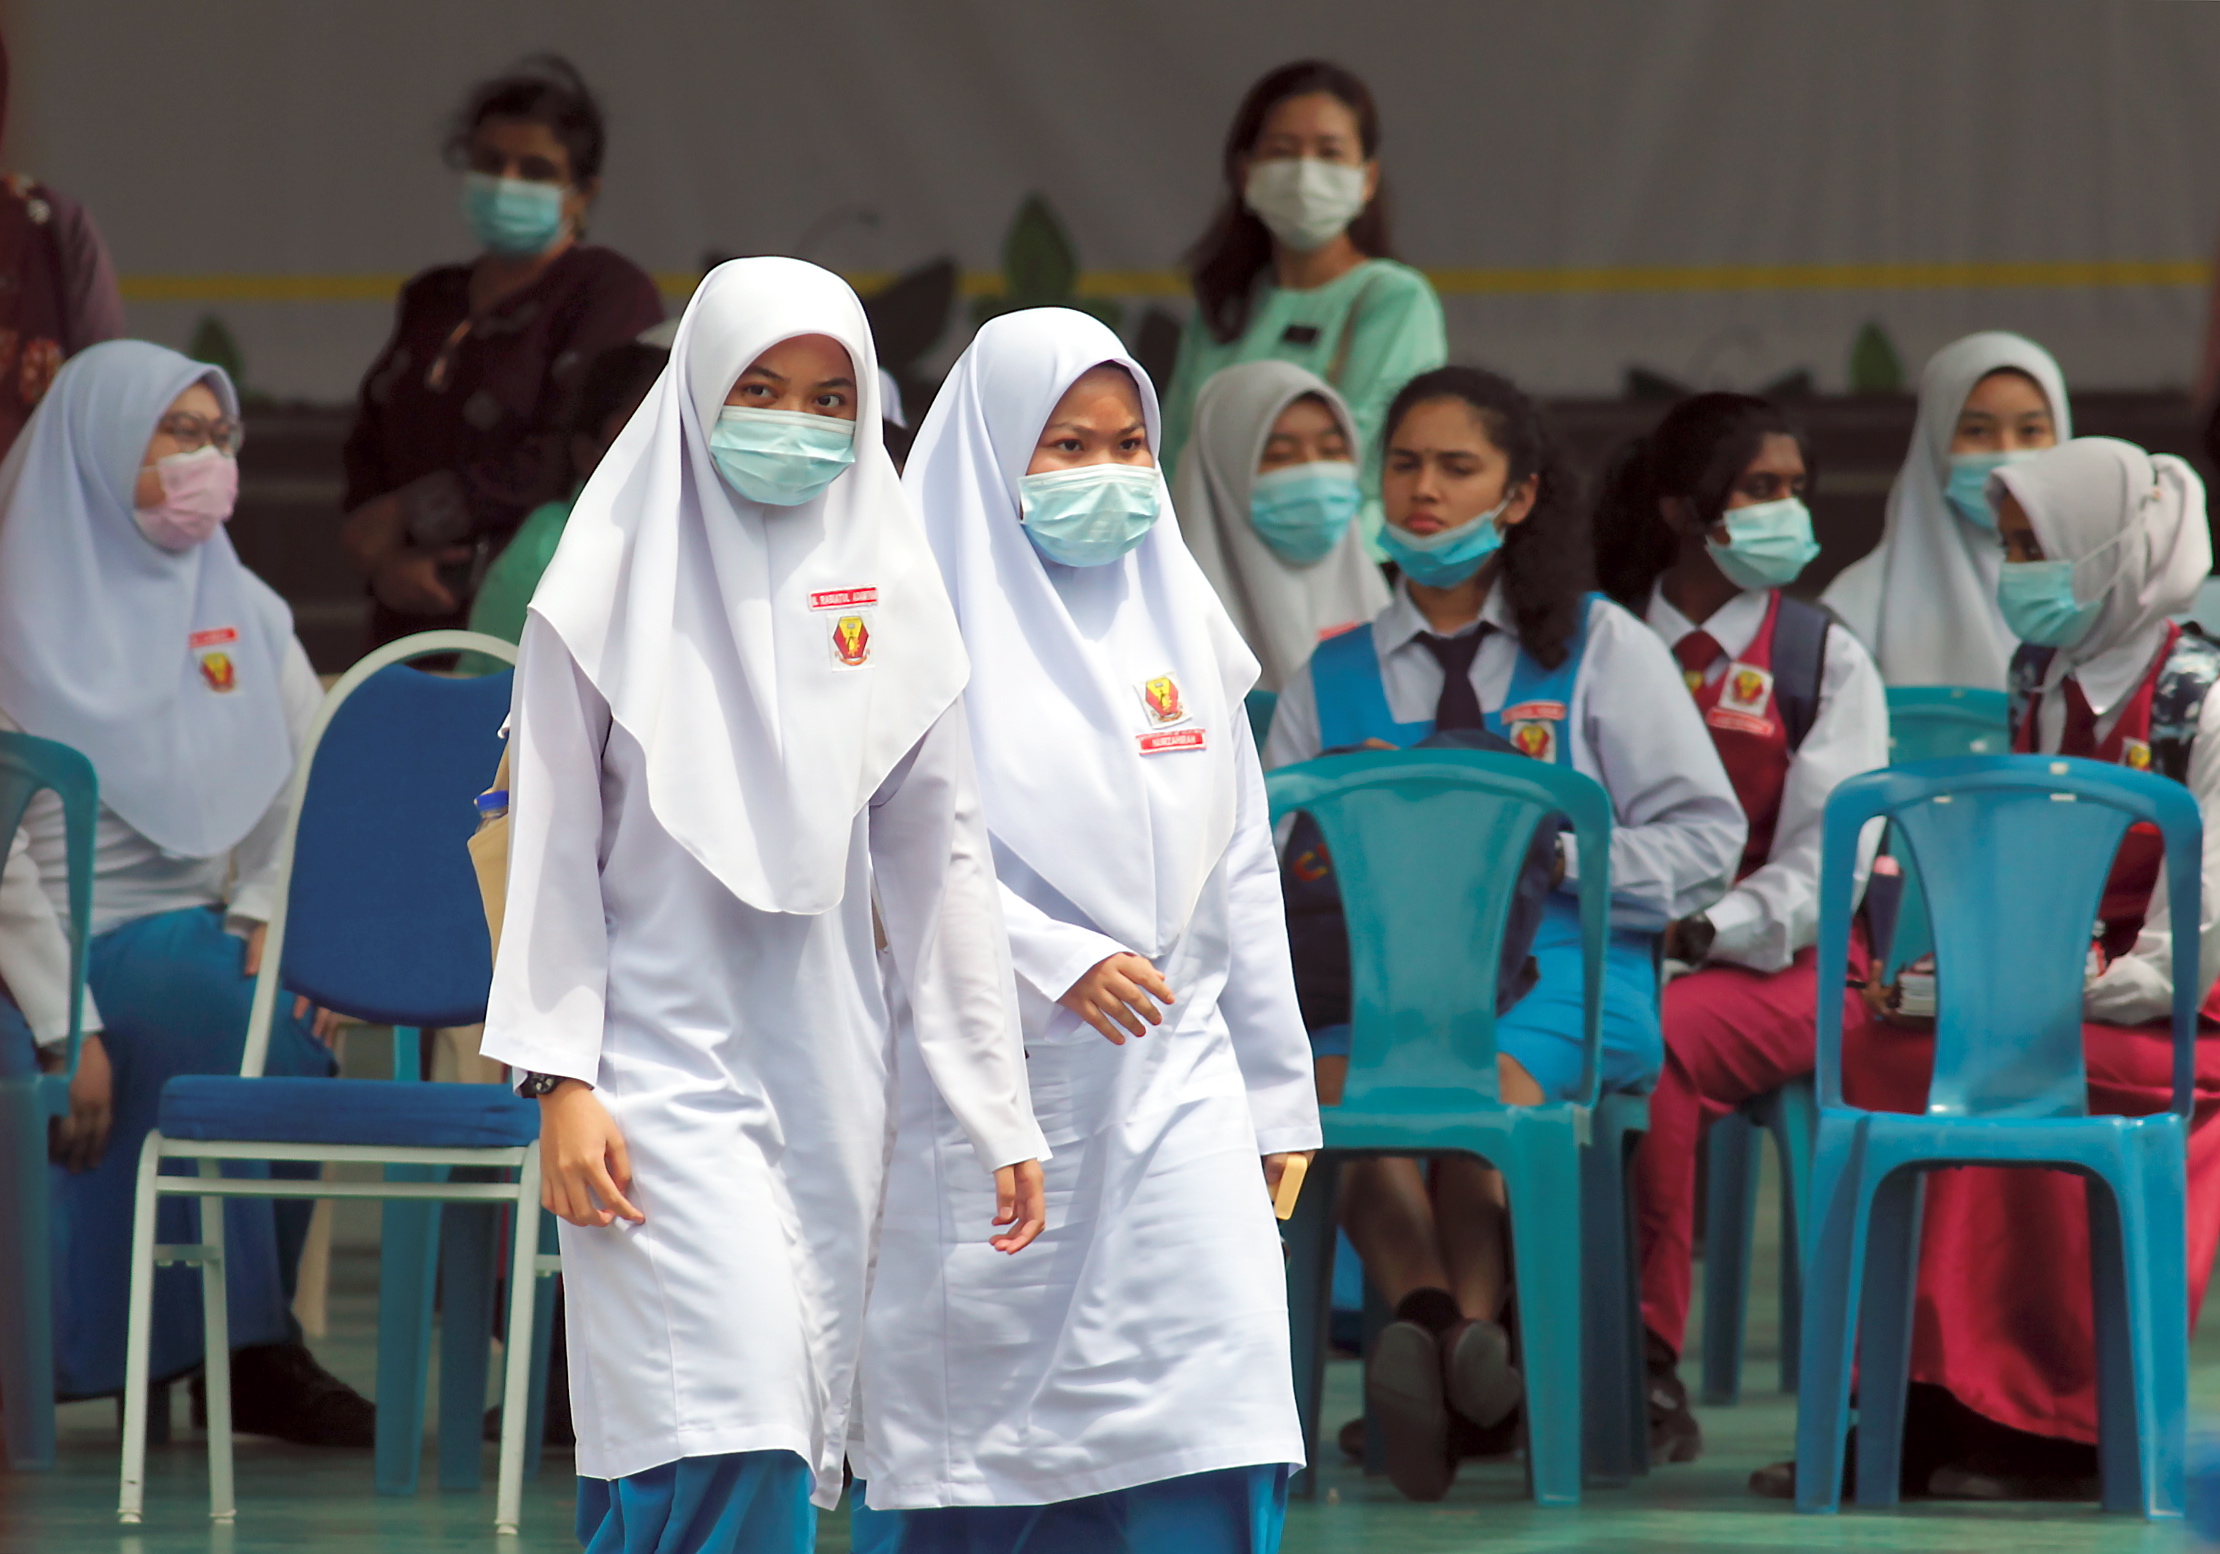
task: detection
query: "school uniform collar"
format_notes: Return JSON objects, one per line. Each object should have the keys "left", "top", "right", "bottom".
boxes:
{"left": 1381, "top": 575, "right": 1513, "bottom": 653}
{"left": 1644, "top": 583, "right": 1769, "bottom": 662}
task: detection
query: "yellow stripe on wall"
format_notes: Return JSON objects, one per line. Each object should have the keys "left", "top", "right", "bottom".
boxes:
{"left": 118, "top": 258, "right": 2215, "bottom": 308}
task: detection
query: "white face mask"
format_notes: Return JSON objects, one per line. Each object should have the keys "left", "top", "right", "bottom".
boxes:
{"left": 1242, "top": 158, "right": 1368, "bottom": 252}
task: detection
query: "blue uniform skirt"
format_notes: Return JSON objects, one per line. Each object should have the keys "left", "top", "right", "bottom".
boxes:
{"left": 576, "top": 1452, "right": 815, "bottom": 1554}
{"left": 1493, "top": 893, "right": 1662, "bottom": 1101}
{"left": 849, "top": 1465, "right": 1289, "bottom": 1554}
{"left": 54, "top": 906, "right": 331, "bottom": 1397}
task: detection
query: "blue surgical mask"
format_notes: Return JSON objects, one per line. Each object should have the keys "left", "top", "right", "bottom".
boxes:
{"left": 1249, "top": 462, "right": 1361, "bottom": 565}
{"left": 1379, "top": 495, "right": 1510, "bottom": 588}
{"left": 462, "top": 173, "right": 568, "bottom": 257}
{"left": 709, "top": 407, "right": 857, "bottom": 506}
{"left": 1705, "top": 496, "right": 1821, "bottom": 591}
{"left": 1996, "top": 558, "right": 2100, "bottom": 648}
{"left": 1945, "top": 450, "right": 2042, "bottom": 529}
{"left": 1018, "top": 464, "right": 1161, "bottom": 567}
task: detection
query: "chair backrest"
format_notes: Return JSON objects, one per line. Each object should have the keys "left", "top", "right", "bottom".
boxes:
{"left": 1815, "top": 754, "right": 2202, "bottom": 1119}
{"left": 1245, "top": 688, "right": 1279, "bottom": 748}
{"left": 1266, "top": 747, "right": 1614, "bottom": 1109}
{"left": 1885, "top": 686, "right": 2010, "bottom": 764}
{"left": 241, "top": 631, "right": 516, "bottom": 1076}
{"left": 0, "top": 733, "right": 95, "bottom": 1086}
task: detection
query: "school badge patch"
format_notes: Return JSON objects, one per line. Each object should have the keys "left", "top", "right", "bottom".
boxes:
{"left": 830, "top": 614, "right": 871, "bottom": 669}
{"left": 2122, "top": 737, "right": 2153, "bottom": 771}
{"left": 1139, "top": 673, "right": 1187, "bottom": 726}
{"left": 1508, "top": 720, "right": 1556, "bottom": 762}
{"left": 191, "top": 626, "right": 239, "bottom": 693}
{"left": 1706, "top": 660, "right": 1775, "bottom": 735}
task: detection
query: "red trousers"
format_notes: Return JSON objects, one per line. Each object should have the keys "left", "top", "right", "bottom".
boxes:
{"left": 1633, "top": 944, "right": 1864, "bottom": 1352}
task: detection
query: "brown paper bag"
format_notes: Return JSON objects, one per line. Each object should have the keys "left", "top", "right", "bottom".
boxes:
{"left": 467, "top": 746, "right": 512, "bottom": 965}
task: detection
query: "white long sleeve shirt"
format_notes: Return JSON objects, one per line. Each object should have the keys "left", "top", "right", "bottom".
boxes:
{"left": 1645, "top": 587, "right": 1891, "bottom": 973}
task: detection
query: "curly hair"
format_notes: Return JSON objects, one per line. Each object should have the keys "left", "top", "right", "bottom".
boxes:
{"left": 1383, "top": 366, "right": 1588, "bottom": 668}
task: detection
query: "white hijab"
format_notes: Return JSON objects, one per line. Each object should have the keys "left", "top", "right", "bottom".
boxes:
{"left": 1173, "top": 361, "right": 1389, "bottom": 692}
{"left": 905, "top": 308, "right": 1260, "bottom": 958}
{"left": 530, "top": 257, "right": 967, "bottom": 917}
{"left": 1995, "top": 437, "right": 2210, "bottom": 713}
{"left": 1822, "top": 331, "right": 2073, "bottom": 689}
{"left": 0, "top": 340, "right": 292, "bottom": 859}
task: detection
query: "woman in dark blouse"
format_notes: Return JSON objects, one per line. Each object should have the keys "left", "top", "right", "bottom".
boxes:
{"left": 340, "top": 55, "right": 662, "bottom": 645}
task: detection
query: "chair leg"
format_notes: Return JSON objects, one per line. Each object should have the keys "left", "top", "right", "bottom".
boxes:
{"left": 1504, "top": 1133, "right": 1583, "bottom": 1507}
{"left": 1699, "top": 1109, "right": 1760, "bottom": 1406}
{"left": 1280, "top": 1152, "right": 1340, "bottom": 1499}
{"left": 117, "top": 1134, "right": 167, "bottom": 1524}
{"left": 1769, "top": 1083, "right": 1817, "bottom": 1396}
{"left": 494, "top": 1148, "right": 543, "bottom": 1534}
{"left": 1851, "top": 1165, "right": 1925, "bottom": 1508}
{"left": 1580, "top": 1103, "right": 1644, "bottom": 1484}
{"left": 1359, "top": 1270, "right": 1392, "bottom": 1477}
{"left": 197, "top": 1161, "right": 235, "bottom": 1524}
{"left": 374, "top": 1166, "right": 444, "bottom": 1497}
{"left": 521, "top": 1212, "right": 561, "bottom": 1480}
{"left": 2088, "top": 1156, "right": 2188, "bottom": 1517}
{"left": 1793, "top": 1119, "right": 1872, "bottom": 1514}
{"left": 0, "top": 1077, "right": 56, "bottom": 1470}
{"left": 436, "top": 1185, "right": 500, "bottom": 1492}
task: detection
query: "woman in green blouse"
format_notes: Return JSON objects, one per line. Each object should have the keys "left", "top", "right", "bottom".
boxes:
{"left": 1162, "top": 59, "right": 1447, "bottom": 551}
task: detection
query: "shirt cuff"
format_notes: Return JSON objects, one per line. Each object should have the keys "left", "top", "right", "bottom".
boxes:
{"left": 1705, "top": 891, "right": 1764, "bottom": 956}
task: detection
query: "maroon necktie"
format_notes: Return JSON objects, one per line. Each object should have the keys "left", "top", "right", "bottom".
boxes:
{"left": 2059, "top": 677, "right": 2101, "bottom": 757}
{"left": 1673, "top": 631, "right": 1724, "bottom": 694}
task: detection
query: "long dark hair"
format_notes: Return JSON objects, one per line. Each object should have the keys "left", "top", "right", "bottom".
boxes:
{"left": 1384, "top": 366, "right": 1588, "bottom": 669}
{"left": 1593, "top": 392, "right": 1812, "bottom": 609}
{"left": 444, "top": 54, "right": 609, "bottom": 186}
{"left": 1185, "top": 61, "right": 1393, "bottom": 346}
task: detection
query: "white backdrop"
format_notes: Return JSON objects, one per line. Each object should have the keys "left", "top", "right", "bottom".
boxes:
{"left": 13, "top": 0, "right": 2220, "bottom": 401}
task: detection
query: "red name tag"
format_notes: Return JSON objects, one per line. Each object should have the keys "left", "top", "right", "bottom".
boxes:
{"left": 1500, "top": 700, "right": 1565, "bottom": 723}
{"left": 1139, "top": 729, "right": 1207, "bottom": 755}
{"left": 809, "top": 587, "right": 878, "bottom": 611}
{"left": 188, "top": 627, "right": 239, "bottom": 649}
{"left": 1706, "top": 708, "right": 1773, "bottom": 736}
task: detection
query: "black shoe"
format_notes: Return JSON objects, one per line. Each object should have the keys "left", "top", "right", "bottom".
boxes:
{"left": 1644, "top": 1333, "right": 1702, "bottom": 1464}
{"left": 1365, "top": 1321, "right": 1456, "bottom": 1501}
{"left": 1449, "top": 1405, "right": 1521, "bottom": 1460}
{"left": 191, "top": 1342, "right": 375, "bottom": 1448}
{"left": 1336, "top": 1416, "right": 1365, "bottom": 1461}
{"left": 1927, "top": 1449, "right": 2102, "bottom": 1503}
{"left": 1441, "top": 1319, "right": 1522, "bottom": 1430}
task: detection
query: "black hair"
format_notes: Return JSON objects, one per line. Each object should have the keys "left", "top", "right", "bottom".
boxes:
{"left": 1383, "top": 366, "right": 1588, "bottom": 669}
{"left": 1184, "top": 60, "right": 1392, "bottom": 346}
{"left": 444, "top": 54, "right": 608, "bottom": 185}
{"left": 1591, "top": 392, "right": 1813, "bottom": 610}
{"left": 567, "top": 341, "right": 667, "bottom": 442}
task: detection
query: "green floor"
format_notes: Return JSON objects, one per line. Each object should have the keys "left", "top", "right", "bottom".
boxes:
{"left": 3, "top": 1153, "right": 2207, "bottom": 1554}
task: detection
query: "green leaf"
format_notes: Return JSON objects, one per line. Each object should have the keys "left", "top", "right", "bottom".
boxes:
{"left": 1847, "top": 321, "right": 1904, "bottom": 395}
{"left": 1002, "top": 194, "right": 1079, "bottom": 304}
{"left": 187, "top": 313, "right": 246, "bottom": 389}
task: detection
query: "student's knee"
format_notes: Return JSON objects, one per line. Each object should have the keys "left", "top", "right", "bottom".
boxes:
{"left": 1496, "top": 1052, "right": 1545, "bottom": 1106}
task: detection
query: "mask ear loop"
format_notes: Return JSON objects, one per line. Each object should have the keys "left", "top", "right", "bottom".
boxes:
{"left": 2054, "top": 479, "right": 2150, "bottom": 665}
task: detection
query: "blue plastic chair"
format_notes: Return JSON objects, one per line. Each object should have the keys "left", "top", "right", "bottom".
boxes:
{"left": 1794, "top": 754, "right": 2200, "bottom": 1517}
{"left": 0, "top": 734, "right": 95, "bottom": 1471}
{"left": 116, "top": 632, "right": 554, "bottom": 1534}
{"left": 1246, "top": 688, "right": 1279, "bottom": 748}
{"left": 1273, "top": 747, "right": 1622, "bottom": 1506}
{"left": 1880, "top": 686, "right": 2011, "bottom": 978}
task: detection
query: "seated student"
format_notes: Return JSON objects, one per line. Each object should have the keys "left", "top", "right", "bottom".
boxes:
{"left": 1173, "top": 360, "right": 1390, "bottom": 692}
{"left": 1757, "top": 438, "right": 2220, "bottom": 1501}
{"left": 1591, "top": 393, "right": 1889, "bottom": 1461}
{"left": 0, "top": 341, "right": 368, "bottom": 1441}
{"left": 1263, "top": 366, "right": 1744, "bottom": 1500}
{"left": 1822, "top": 332, "right": 2068, "bottom": 690}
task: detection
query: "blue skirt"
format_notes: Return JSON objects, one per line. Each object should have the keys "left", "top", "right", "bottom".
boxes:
{"left": 54, "top": 906, "right": 332, "bottom": 1397}
{"left": 850, "top": 1465, "right": 1288, "bottom": 1554}
{"left": 576, "top": 1452, "right": 815, "bottom": 1554}
{"left": 1493, "top": 894, "right": 1661, "bottom": 1102}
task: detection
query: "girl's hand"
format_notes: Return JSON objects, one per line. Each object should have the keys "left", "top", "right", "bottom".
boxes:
{"left": 1058, "top": 954, "right": 1175, "bottom": 1045}
{"left": 1263, "top": 1150, "right": 1314, "bottom": 1204}
{"left": 538, "top": 1080, "right": 645, "bottom": 1227}
{"left": 991, "top": 1159, "right": 1047, "bottom": 1254}
{"left": 44, "top": 1032, "right": 113, "bottom": 1172}
{"left": 240, "top": 922, "right": 341, "bottom": 1046}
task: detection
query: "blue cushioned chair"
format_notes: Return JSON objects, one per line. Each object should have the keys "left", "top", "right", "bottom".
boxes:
{"left": 0, "top": 734, "right": 95, "bottom": 1470}
{"left": 1795, "top": 754, "right": 2199, "bottom": 1517}
{"left": 1272, "top": 747, "right": 1634, "bottom": 1506}
{"left": 1246, "top": 688, "right": 1279, "bottom": 749}
{"left": 116, "top": 632, "right": 553, "bottom": 1534}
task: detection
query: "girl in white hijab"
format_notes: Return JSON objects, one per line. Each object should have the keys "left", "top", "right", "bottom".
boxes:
{"left": 1174, "top": 360, "right": 1389, "bottom": 691}
{"left": 478, "top": 258, "right": 1045, "bottom": 1552}
{"left": 854, "top": 308, "right": 1320, "bottom": 1550}
{"left": 1822, "top": 331, "right": 2069, "bottom": 689}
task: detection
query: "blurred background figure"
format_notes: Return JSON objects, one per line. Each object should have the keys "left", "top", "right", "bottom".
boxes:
{"left": 338, "top": 55, "right": 661, "bottom": 648}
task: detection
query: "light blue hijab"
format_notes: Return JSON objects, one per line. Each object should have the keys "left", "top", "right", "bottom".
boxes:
{"left": 0, "top": 340, "right": 293, "bottom": 857}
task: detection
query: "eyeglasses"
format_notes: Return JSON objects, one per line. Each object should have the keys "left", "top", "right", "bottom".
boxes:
{"left": 156, "top": 411, "right": 244, "bottom": 457}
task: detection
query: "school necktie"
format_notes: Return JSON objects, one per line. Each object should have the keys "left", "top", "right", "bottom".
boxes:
{"left": 1418, "top": 627, "right": 1491, "bottom": 732}
{"left": 2059, "top": 677, "right": 2101, "bottom": 757}
{"left": 1673, "top": 631, "right": 1724, "bottom": 694}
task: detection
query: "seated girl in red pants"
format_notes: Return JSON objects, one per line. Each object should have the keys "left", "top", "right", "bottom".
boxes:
{"left": 1593, "top": 393, "right": 1890, "bottom": 1461}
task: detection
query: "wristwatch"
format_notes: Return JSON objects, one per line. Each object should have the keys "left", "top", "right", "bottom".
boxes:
{"left": 516, "top": 1071, "right": 574, "bottom": 1098}
{"left": 1677, "top": 912, "right": 1718, "bottom": 965}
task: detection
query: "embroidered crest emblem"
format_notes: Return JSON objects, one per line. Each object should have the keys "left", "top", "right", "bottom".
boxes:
{"left": 1683, "top": 668, "right": 1706, "bottom": 694}
{"left": 1719, "top": 662, "right": 1773, "bottom": 718}
{"left": 2123, "top": 738, "right": 2153, "bottom": 771}
{"left": 831, "top": 614, "right": 871, "bottom": 669}
{"left": 1140, "top": 674, "right": 1186, "bottom": 726}
{"left": 1508, "top": 720, "right": 1555, "bottom": 762}
{"left": 199, "top": 651, "right": 236, "bottom": 693}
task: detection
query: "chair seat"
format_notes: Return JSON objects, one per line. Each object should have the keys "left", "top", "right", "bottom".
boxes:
{"left": 158, "top": 1076, "right": 540, "bottom": 1150}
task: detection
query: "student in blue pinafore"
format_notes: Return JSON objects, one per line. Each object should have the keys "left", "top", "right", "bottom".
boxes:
{"left": 1263, "top": 365, "right": 1744, "bottom": 1500}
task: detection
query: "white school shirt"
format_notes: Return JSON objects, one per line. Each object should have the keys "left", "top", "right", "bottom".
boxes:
{"left": 2024, "top": 623, "right": 2220, "bottom": 1025}
{"left": 1644, "top": 587, "right": 1891, "bottom": 973}
{"left": 478, "top": 618, "right": 1043, "bottom": 1506}
{"left": 1264, "top": 583, "right": 1746, "bottom": 931}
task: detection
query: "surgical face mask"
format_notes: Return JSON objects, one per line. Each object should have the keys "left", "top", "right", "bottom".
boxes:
{"left": 1018, "top": 463, "right": 1161, "bottom": 567}
{"left": 134, "top": 446, "right": 238, "bottom": 552}
{"left": 1379, "top": 493, "right": 1512, "bottom": 589}
{"left": 1249, "top": 461, "right": 1360, "bottom": 565}
{"left": 463, "top": 173, "right": 568, "bottom": 257}
{"left": 1996, "top": 558, "right": 2100, "bottom": 649}
{"left": 1945, "top": 450, "right": 2042, "bottom": 529}
{"left": 1705, "top": 496, "right": 1821, "bottom": 591}
{"left": 709, "top": 406, "right": 857, "bottom": 506}
{"left": 1242, "top": 157, "right": 1369, "bottom": 252}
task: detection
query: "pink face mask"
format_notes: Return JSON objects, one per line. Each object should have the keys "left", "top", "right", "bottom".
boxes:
{"left": 134, "top": 447, "right": 239, "bottom": 552}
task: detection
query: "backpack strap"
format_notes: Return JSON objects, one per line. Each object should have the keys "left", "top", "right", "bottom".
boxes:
{"left": 2151, "top": 624, "right": 2220, "bottom": 784}
{"left": 1768, "top": 594, "right": 1832, "bottom": 753}
{"left": 1311, "top": 620, "right": 1431, "bottom": 751}
{"left": 2006, "top": 642, "right": 2058, "bottom": 746}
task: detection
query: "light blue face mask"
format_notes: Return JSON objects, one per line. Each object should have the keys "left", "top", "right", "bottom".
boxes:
{"left": 1996, "top": 558, "right": 2101, "bottom": 648}
{"left": 1705, "top": 496, "right": 1821, "bottom": 591}
{"left": 709, "top": 407, "right": 857, "bottom": 506}
{"left": 462, "top": 173, "right": 568, "bottom": 257}
{"left": 1249, "top": 461, "right": 1361, "bottom": 565}
{"left": 1018, "top": 463, "right": 1161, "bottom": 567}
{"left": 1945, "top": 450, "right": 2042, "bottom": 530}
{"left": 1379, "top": 493, "right": 1511, "bottom": 588}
